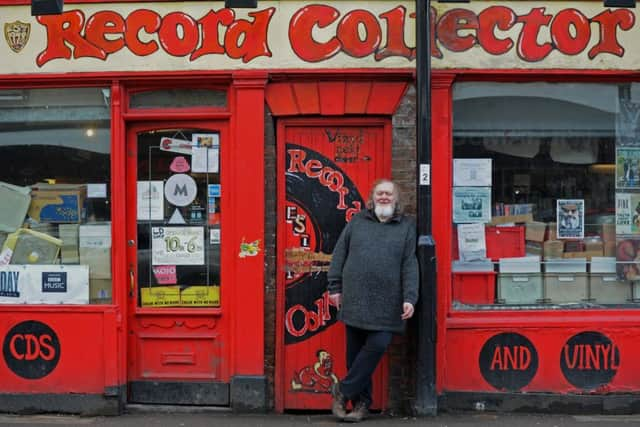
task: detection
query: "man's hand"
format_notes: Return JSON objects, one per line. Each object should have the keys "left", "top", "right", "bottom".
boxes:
{"left": 329, "top": 293, "right": 342, "bottom": 310}
{"left": 401, "top": 302, "right": 414, "bottom": 320}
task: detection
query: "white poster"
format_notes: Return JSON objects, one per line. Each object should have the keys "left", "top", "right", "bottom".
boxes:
{"left": 0, "top": 265, "right": 89, "bottom": 304}
{"left": 137, "top": 181, "right": 164, "bottom": 220}
{"left": 557, "top": 199, "right": 585, "bottom": 239}
{"left": 453, "top": 159, "right": 492, "bottom": 187}
{"left": 457, "top": 223, "right": 486, "bottom": 262}
{"left": 452, "top": 187, "right": 491, "bottom": 224}
{"left": 152, "top": 226, "right": 204, "bottom": 265}
{"left": 192, "top": 147, "right": 220, "bottom": 173}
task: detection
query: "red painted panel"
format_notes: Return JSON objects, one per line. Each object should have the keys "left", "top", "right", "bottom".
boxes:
{"left": 318, "top": 82, "right": 346, "bottom": 116}
{"left": 265, "top": 83, "right": 299, "bottom": 116}
{"left": 0, "top": 310, "right": 117, "bottom": 393}
{"left": 276, "top": 118, "right": 391, "bottom": 411}
{"left": 366, "top": 82, "right": 408, "bottom": 114}
{"left": 344, "top": 82, "right": 372, "bottom": 114}
{"left": 292, "top": 83, "right": 320, "bottom": 114}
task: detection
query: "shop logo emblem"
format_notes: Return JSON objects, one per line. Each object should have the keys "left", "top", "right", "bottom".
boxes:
{"left": 561, "top": 331, "right": 620, "bottom": 390}
{"left": 4, "top": 21, "right": 30, "bottom": 53}
{"left": 3, "top": 320, "right": 60, "bottom": 379}
{"left": 479, "top": 332, "right": 538, "bottom": 391}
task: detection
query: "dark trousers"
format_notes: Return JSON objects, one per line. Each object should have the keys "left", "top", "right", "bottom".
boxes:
{"left": 340, "top": 325, "right": 393, "bottom": 408}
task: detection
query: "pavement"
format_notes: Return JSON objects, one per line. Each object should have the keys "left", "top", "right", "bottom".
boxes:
{"left": 0, "top": 407, "right": 640, "bottom": 427}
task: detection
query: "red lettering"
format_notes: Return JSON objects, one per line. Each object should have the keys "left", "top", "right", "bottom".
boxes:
{"left": 429, "top": 7, "right": 442, "bottom": 59}
{"left": 25, "top": 335, "right": 40, "bottom": 361}
{"left": 551, "top": 9, "right": 590, "bottom": 56}
{"left": 516, "top": 7, "right": 553, "bottom": 62}
{"left": 224, "top": 8, "right": 274, "bottom": 62}
{"left": 477, "top": 6, "right": 516, "bottom": 55}
{"left": 285, "top": 304, "right": 308, "bottom": 337}
{"left": 305, "top": 159, "right": 323, "bottom": 178}
{"left": 37, "top": 11, "right": 106, "bottom": 66}
{"left": 337, "top": 10, "right": 381, "bottom": 58}
{"left": 563, "top": 344, "right": 579, "bottom": 369}
{"left": 589, "top": 9, "right": 635, "bottom": 59}
{"left": 158, "top": 12, "right": 199, "bottom": 57}
{"left": 289, "top": 5, "right": 341, "bottom": 62}
{"left": 438, "top": 8, "right": 478, "bottom": 52}
{"left": 503, "top": 346, "right": 517, "bottom": 370}
{"left": 346, "top": 201, "right": 362, "bottom": 221}
{"left": 611, "top": 344, "right": 620, "bottom": 369}
{"left": 39, "top": 335, "right": 56, "bottom": 361}
{"left": 490, "top": 346, "right": 503, "bottom": 370}
{"left": 584, "top": 344, "right": 599, "bottom": 370}
{"left": 9, "top": 335, "right": 24, "bottom": 360}
{"left": 376, "top": 7, "right": 414, "bottom": 61}
{"left": 85, "top": 11, "right": 125, "bottom": 55}
{"left": 519, "top": 346, "right": 531, "bottom": 370}
{"left": 598, "top": 344, "right": 611, "bottom": 370}
{"left": 287, "top": 149, "right": 306, "bottom": 173}
{"left": 191, "top": 9, "right": 234, "bottom": 60}
{"left": 125, "top": 9, "right": 161, "bottom": 57}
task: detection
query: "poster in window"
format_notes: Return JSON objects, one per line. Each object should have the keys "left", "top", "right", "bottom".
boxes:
{"left": 137, "top": 181, "right": 164, "bottom": 220}
{"left": 615, "top": 238, "right": 640, "bottom": 281}
{"left": 151, "top": 226, "right": 204, "bottom": 265}
{"left": 616, "top": 192, "right": 640, "bottom": 235}
{"left": 452, "top": 187, "right": 491, "bottom": 224}
{"left": 615, "top": 148, "right": 640, "bottom": 189}
{"left": 556, "top": 199, "right": 584, "bottom": 239}
{"left": 453, "top": 159, "right": 492, "bottom": 187}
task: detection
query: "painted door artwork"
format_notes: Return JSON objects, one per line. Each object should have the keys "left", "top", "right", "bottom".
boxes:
{"left": 278, "top": 119, "right": 391, "bottom": 409}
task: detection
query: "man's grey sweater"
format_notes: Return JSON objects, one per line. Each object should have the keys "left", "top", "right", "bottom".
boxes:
{"left": 327, "top": 209, "right": 419, "bottom": 333}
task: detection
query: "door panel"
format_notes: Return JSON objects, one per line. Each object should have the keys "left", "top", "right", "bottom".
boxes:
{"left": 278, "top": 119, "right": 391, "bottom": 410}
{"left": 126, "top": 122, "right": 229, "bottom": 405}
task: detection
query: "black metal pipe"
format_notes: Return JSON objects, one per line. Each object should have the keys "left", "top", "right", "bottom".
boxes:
{"left": 414, "top": 0, "right": 437, "bottom": 417}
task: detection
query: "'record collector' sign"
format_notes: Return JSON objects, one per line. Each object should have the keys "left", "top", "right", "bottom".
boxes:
{"left": 1, "top": 1, "right": 639, "bottom": 73}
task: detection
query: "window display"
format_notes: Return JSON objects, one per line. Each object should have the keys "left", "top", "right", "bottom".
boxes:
{"left": 0, "top": 88, "right": 112, "bottom": 304}
{"left": 452, "top": 82, "right": 640, "bottom": 309}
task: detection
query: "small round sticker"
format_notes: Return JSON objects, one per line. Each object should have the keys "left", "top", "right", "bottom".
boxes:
{"left": 165, "top": 174, "right": 197, "bottom": 207}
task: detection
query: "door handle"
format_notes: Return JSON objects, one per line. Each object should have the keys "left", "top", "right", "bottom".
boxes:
{"left": 129, "top": 270, "right": 135, "bottom": 297}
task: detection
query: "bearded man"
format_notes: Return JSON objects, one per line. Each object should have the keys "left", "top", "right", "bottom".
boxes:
{"left": 327, "top": 179, "right": 419, "bottom": 422}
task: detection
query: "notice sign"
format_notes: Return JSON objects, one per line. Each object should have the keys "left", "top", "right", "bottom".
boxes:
{"left": 152, "top": 226, "right": 204, "bottom": 265}
{"left": 0, "top": 265, "right": 88, "bottom": 304}
{"left": 42, "top": 272, "right": 67, "bottom": 293}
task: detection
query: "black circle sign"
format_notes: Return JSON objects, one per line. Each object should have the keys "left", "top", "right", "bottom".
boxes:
{"left": 479, "top": 332, "right": 538, "bottom": 391}
{"left": 560, "top": 331, "right": 619, "bottom": 390}
{"left": 3, "top": 320, "right": 60, "bottom": 379}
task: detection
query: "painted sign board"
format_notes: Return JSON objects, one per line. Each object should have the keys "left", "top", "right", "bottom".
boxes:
{"left": 1, "top": 2, "right": 639, "bottom": 74}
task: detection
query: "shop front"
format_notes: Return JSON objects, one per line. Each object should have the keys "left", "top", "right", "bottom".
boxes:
{"left": 0, "top": 0, "right": 415, "bottom": 414}
{"left": 430, "top": 1, "right": 640, "bottom": 413}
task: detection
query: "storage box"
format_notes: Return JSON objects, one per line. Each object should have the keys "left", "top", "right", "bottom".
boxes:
{"left": 79, "top": 224, "right": 111, "bottom": 279}
{"left": 28, "top": 184, "right": 86, "bottom": 223}
{"left": 544, "top": 240, "right": 564, "bottom": 259}
{"left": 499, "top": 256, "right": 541, "bottom": 273}
{"left": 140, "top": 286, "right": 180, "bottom": 307}
{"left": 543, "top": 273, "right": 588, "bottom": 303}
{"left": 452, "top": 272, "right": 496, "bottom": 305}
{"left": 489, "top": 214, "right": 534, "bottom": 225}
{"left": 589, "top": 275, "right": 631, "bottom": 304}
{"left": 546, "top": 257, "right": 587, "bottom": 273}
{"left": 604, "top": 241, "right": 616, "bottom": 257}
{"left": 563, "top": 250, "right": 603, "bottom": 260}
{"left": 90, "top": 278, "right": 112, "bottom": 304}
{"left": 453, "top": 226, "right": 525, "bottom": 260}
{"left": 0, "top": 182, "right": 30, "bottom": 232}
{"left": 59, "top": 224, "right": 79, "bottom": 264}
{"left": 497, "top": 273, "right": 543, "bottom": 304}
{"left": 526, "top": 222, "right": 547, "bottom": 242}
{"left": 548, "top": 222, "right": 557, "bottom": 241}
{"left": 180, "top": 285, "right": 220, "bottom": 307}
{"left": 525, "top": 241, "right": 543, "bottom": 257}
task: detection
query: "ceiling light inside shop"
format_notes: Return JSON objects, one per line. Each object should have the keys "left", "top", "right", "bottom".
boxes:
{"left": 86, "top": 128, "right": 95, "bottom": 137}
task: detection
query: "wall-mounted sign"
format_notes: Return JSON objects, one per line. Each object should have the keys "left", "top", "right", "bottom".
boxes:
{"left": 479, "top": 332, "right": 538, "bottom": 391}
{"left": 561, "top": 331, "right": 620, "bottom": 390}
{"left": 3, "top": 320, "right": 60, "bottom": 379}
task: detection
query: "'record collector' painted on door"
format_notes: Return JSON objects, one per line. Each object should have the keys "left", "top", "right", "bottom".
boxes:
{"left": 277, "top": 118, "right": 391, "bottom": 410}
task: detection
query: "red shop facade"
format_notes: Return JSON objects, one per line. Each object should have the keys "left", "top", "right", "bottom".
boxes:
{"left": 1, "top": 0, "right": 640, "bottom": 416}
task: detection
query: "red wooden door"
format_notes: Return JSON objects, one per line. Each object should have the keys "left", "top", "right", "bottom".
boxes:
{"left": 125, "top": 121, "right": 230, "bottom": 405}
{"left": 277, "top": 118, "right": 391, "bottom": 410}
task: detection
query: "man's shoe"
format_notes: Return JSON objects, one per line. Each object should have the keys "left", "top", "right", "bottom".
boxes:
{"left": 343, "top": 401, "right": 368, "bottom": 423}
{"left": 331, "top": 382, "right": 347, "bottom": 420}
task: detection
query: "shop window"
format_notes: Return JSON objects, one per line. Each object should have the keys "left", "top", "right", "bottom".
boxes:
{"left": 451, "top": 82, "right": 640, "bottom": 309}
{"left": 0, "top": 87, "right": 112, "bottom": 305}
{"left": 129, "top": 89, "right": 227, "bottom": 109}
{"left": 136, "top": 129, "right": 220, "bottom": 308}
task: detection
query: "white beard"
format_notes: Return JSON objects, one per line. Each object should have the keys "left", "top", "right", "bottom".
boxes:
{"left": 375, "top": 204, "right": 394, "bottom": 220}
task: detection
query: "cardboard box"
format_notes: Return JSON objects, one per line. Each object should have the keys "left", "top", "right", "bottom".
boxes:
{"left": 543, "top": 273, "right": 588, "bottom": 303}
{"left": 90, "top": 278, "right": 112, "bottom": 304}
{"left": 547, "top": 222, "right": 557, "bottom": 241}
{"left": 489, "top": 213, "right": 533, "bottom": 225}
{"left": 604, "top": 241, "right": 616, "bottom": 257}
{"left": 28, "top": 184, "right": 86, "bottom": 223}
{"left": 601, "top": 223, "right": 616, "bottom": 242}
{"left": 59, "top": 224, "right": 79, "bottom": 264}
{"left": 563, "top": 250, "right": 603, "bottom": 260}
{"left": 526, "top": 222, "right": 547, "bottom": 242}
{"left": 525, "top": 241, "right": 544, "bottom": 257}
{"left": 180, "top": 285, "right": 220, "bottom": 307}
{"left": 544, "top": 240, "right": 564, "bottom": 259}
{"left": 141, "top": 286, "right": 180, "bottom": 307}
{"left": 79, "top": 224, "right": 111, "bottom": 279}
{"left": 585, "top": 239, "right": 604, "bottom": 253}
